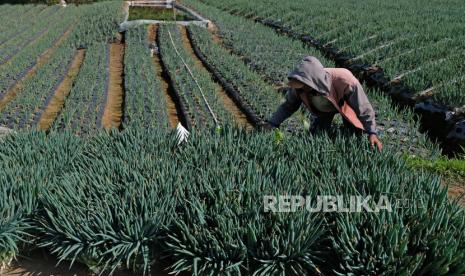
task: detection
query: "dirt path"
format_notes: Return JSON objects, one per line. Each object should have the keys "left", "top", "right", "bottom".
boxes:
{"left": 3, "top": 251, "right": 90, "bottom": 276}
{"left": 444, "top": 179, "right": 465, "bottom": 205}
{"left": 3, "top": 250, "right": 170, "bottom": 276}
{"left": 0, "top": 26, "right": 74, "bottom": 111}
{"left": 101, "top": 41, "right": 125, "bottom": 130}
{"left": 37, "top": 49, "right": 86, "bottom": 131}
{"left": 149, "top": 24, "right": 180, "bottom": 129}
{"left": 448, "top": 186, "right": 465, "bottom": 205}
{"left": 178, "top": 25, "right": 253, "bottom": 130}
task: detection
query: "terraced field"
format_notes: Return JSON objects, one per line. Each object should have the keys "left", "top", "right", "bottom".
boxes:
{"left": 0, "top": 0, "right": 464, "bottom": 275}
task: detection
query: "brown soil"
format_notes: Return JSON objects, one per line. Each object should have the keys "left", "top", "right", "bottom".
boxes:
{"left": 2, "top": 250, "right": 170, "bottom": 276}
{"left": 3, "top": 251, "right": 90, "bottom": 276}
{"left": 178, "top": 25, "right": 253, "bottom": 130}
{"left": 149, "top": 24, "right": 180, "bottom": 129}
{"left": 443, "top": 178, "right": 465, "bottom": 205}
{"left": 37, "top": 49, "right": 86, "bottom": 131}
{"left": 101, "top": 42, "right": 125, "bottom": 130}
{"left": 207, "top": 22, "right": 224, "bottom": 45}
{"left": 0, "top": 27, "right": 73, "bottom": 111}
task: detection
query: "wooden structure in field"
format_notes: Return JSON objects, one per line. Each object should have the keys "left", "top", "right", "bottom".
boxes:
{"left": 128, "top": 0, "right": 175, "bottom": 8}
{"left": 120, "top": 0, "right": 211, "bottom": 31}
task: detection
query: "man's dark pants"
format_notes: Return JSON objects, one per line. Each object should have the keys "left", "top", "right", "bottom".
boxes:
{"left": 310, "top": 112, "right": 363, "bottom": 135}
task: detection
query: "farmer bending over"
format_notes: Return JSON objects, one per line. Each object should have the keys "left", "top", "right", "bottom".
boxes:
{"left": 265, "top": 56, "right": 383, "bottom": 151}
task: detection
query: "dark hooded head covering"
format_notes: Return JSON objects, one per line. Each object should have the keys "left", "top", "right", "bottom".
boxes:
{"left": 288, "top": 56, "right": 331, "bottom": 96}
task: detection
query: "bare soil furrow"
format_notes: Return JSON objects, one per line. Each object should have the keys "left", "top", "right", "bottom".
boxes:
{"left": 37, "top": 49, "right": 86, "bottom": 131}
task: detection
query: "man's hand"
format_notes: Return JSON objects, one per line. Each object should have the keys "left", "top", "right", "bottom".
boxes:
{"left": 368, "top": 134, "right": 383, "bottom": 152}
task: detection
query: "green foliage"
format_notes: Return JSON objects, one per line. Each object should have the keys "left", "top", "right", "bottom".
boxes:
{"left": 37, "top": 129, "right": 178, "bottom": 274}
{"left": 0, "top": 0, "right": 116, "bottom": 4}
{"left": 52, "top": 44, "right": 109, "bottom": 134}
{"left": 0, "top": 127, "right": 462, "bottom": 274}
{"left": 1, "top": 42, "right": 77, "bottom": 129}
{"left": 158, "top": 24, "right": 233, "bottom": 128}
{"left": 0, "top": 1, "right": 123, "bottom": 131}
{"left": 188, "top": 25, "right": 302, "bottom": 131}
{"left": 128, "top": 7, "right": 193, "bottom": 21}
{"left": 184, "top": 0, "right": 332, "bottom": 85}
{"left": 188, "top": 0, "right": 465, "bottom": 108}
{"left": 405, "top": 154, "right": 465, "bottom": 185}
{"left": 0, "top": 130, "right": 84, "bottom": 266}
{"left": 187, "top": 24, "right": 436, "bottom": 156}
{"left": 123, "top": 26, "right": 170, "bottom": 129}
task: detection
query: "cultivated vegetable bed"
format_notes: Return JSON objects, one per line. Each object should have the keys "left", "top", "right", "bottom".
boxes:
{"left": 124, "top": 26, "right": 170, "bottom": 129}
{"left": 191, "top": 0, "right": 465, "bottom": 109}
{"left": 1, "top": 0, "right": 465, "bottom": 275}
{"left": 1, "top": 127, "right": 464, "bottom": 275}
{"left": 183, "top": 0, "right": 465, "bottom": 151}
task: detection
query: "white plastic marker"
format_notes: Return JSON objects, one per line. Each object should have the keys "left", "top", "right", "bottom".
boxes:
{"left": 176, "top": 122, "right": 190, "bottom": 145}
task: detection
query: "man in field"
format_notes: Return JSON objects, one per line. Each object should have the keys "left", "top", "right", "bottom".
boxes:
{"left": 265, "top": 56, "right": 383, "bottom": 151}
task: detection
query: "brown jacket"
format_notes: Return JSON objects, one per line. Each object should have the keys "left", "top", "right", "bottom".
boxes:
{"left": 268, "top": 56, "right": 377, "bottom": 134}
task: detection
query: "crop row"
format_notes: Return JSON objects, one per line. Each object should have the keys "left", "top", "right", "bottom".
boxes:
{"left": 0, "top": 6, "right": 63, "bottom": 65}
{"left": 0, "top": 126, "right": 462, "bottom": 275}
{"left": 0, "top": 9, "right": 75, "bottom": 99}
{"left": 0, "top": 1, "right": 124, "bottom": 133}
{"left": 124, "top": 26, "right": 170, "bottom": 129}
{"left": 0, "top": 5, "right": 53, "bottom": 49}
{"left": 0, "top": 42, "right": 77, "bottom": 129}
{"left": 52, "top": 44, "right": 109, "bottom": 135}
{"left": 158, "top": 24, "right": 233, "bottom": 129}
{"left": 68, "top": 0, "right": 125, "bottom": 47}
{"left": 183, "top": 5, "right": 434, "bottom": 154}
{"left": 189, "top": 24, "right": 436, "bottom": 156}
{"left": 183, "top": 0, "right": 331, "bottom": 86}
{"left": 187, "top": 25, "right": 303, "bottom": 131}
{"left": 0, "top": 1, "right": 121, "bottom": 102}
{"left": 0, "top": 4, "right": 38, "bottom": 29}
{"left": 195, "top": 0, "right": 465, "bottom": 109}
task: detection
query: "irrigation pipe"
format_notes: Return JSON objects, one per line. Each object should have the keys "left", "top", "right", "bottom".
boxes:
{"left": 166, "top": 28, "right": 219, "bottom": 126}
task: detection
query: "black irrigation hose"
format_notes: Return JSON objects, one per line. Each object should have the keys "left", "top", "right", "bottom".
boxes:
{"left": 245, "top": 15, "right": 464, "bottom": 154}
{"left": 156, "top": 27, "right": 193, "bottom": 131}
{"left": 186, "top": 26, "right": 263, "bottom": 128}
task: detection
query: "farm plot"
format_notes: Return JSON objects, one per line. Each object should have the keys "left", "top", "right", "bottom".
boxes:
{"left": 157, "top": 24, "right": 235, "bottom": 129}
{"left": 192, "top": 0, "right": 465, "bottom": 109}
{"left": 0, "top": 131, "right": 84, "bottom": 271}
{"left": 0, "top": 6, "right": 61, "bottom": 66}
{"left": 148, "top": 24, "right": 183, "bottom": 129}
{"left": 0, "top": 2, "right": 121, "bottom": 107}
{"left": 52, "top": 44, "right": 109, "bottom": 135}
{"left": 186, "top": 15, "right": 432, "bottom": 154}
{"left": 187, "top": 25, "right": 320, "bottom": 132}
{"left": 184, "top": 0, "right": 330, "bottom": 86}
{"left": 0, "top": 1, "right": 123, "bottom": 132}
{"left": 0, "top": 8, "right": 76, "bottom": 107}
{"left": 37, "top": 49, "right": 86, "bottom": 130}
{"left": 0, "top": 43, "right": 79, "bottom": 129}
{"left": 0, "top": 0, "right": 465, "bottom": 275}
{"left": 124, "top": 26, "right": 170, "bottom": 129}
{"left": 182, "top": 0, "right": 465, "bottom": 151}
{"left": 0, "top": 127, "right": 462, "bottom": 275}
{"left": 0, "top": 5, "right": 53, "bottom": 49}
